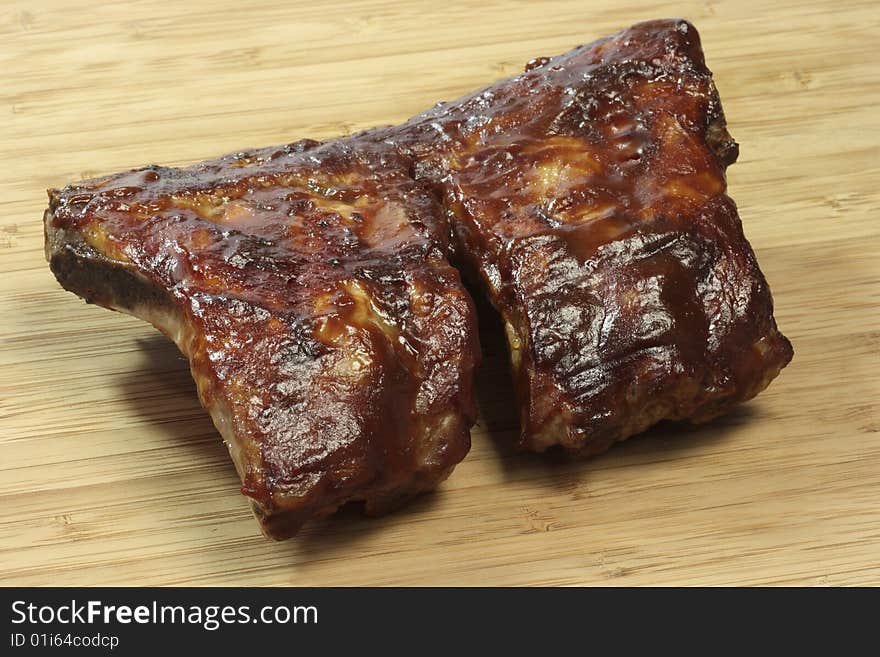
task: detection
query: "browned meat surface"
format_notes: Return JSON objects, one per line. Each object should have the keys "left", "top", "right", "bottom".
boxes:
{"left": 378, "top": 18, "right": 792, "bottom": 452}
{"left": 46, "top": 18, "right": 792, "bottom": 537}
{"left": 46, "top": 139, "right": 479, "bottom": 539}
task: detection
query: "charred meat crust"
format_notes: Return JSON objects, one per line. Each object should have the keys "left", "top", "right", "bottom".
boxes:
{"left": 46, "top": 210, "right": 176, "bottom": 317}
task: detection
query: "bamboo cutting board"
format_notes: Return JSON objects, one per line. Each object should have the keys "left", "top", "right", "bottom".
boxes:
{"left": 1, "top": 0, "right": 878, "bottom": 586}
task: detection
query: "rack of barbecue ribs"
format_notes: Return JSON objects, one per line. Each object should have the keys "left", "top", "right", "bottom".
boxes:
{"left": 45, "top": 19, "right": 792, "bottom": 537}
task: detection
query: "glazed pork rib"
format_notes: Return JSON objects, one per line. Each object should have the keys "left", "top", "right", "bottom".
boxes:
{"left": 46, "top": 139, "right": 479, "bottom": 539}
{"left": 381, "top": 18, "right": 792, "bottom": 452}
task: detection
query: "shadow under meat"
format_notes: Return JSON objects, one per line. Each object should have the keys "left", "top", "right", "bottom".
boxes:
{"left": 117, "top": 334, "right": 242, "bottom": 486}
{"left": 294, "top": 489, "right": 444, "bottom": 557}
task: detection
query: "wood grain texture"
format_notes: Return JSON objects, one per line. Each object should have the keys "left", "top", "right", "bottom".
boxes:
{"left": 1, "top": 0, "right": 877, "bottom": 586}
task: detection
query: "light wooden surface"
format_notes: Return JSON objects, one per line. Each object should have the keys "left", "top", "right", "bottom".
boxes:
{"left": 1, "top": 0, "right": 878, "bottom": 586}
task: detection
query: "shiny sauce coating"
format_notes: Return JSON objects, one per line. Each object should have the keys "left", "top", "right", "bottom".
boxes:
{"left": 47, "top": 19, "right": 793, "bottom": 535}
